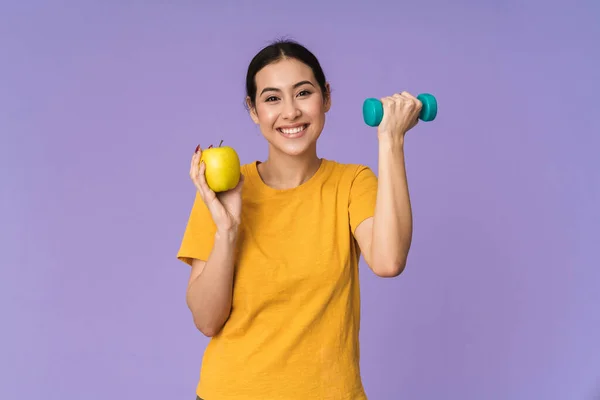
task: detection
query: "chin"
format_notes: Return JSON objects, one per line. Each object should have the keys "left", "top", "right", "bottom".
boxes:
{"left": 270, "top": 140, "right": 313, "bottom": 157}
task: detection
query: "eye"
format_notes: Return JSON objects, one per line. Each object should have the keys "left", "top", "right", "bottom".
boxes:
{"left": 265, "top": 96, "right": 279, "bottom": 102}
{"left": 298, "top": 90, "right": 311, "bottom": 97}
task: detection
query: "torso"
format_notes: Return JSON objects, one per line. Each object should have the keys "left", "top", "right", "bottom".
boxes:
{"left": 196, "top": 159, "right": 371, "bottom": 400}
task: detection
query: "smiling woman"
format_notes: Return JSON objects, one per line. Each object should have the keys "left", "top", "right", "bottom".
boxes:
{"left": 177, "top": 38, "right": 423, "bottom": 400}
{"left": 256, "top": 77, "right": 320, "bottom": 140}
{"left": 245, "top": 41, "right": 331, "bottom": 175}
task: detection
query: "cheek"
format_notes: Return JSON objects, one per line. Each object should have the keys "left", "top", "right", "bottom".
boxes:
{"left": 304, "top": 101, "right": 326, "bottom": 120}
{"left": 256, "top": 106, "right": 278, "bottom": 126}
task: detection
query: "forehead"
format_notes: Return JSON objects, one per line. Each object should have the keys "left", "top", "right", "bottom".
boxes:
{"left": 254, "top": 58, "right": 315, "bottom": 89}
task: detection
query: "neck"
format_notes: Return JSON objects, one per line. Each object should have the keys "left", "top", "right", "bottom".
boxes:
{"left": 259, "top": 146, "right": 321, "bottom": 190}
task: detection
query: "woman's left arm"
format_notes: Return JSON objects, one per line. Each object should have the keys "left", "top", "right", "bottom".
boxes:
{"left": 354, "top": 91, "right": 422, "bottom": 277}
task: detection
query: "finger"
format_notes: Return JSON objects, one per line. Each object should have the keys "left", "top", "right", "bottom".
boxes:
{"left": 195, "top": 160, "right": 206, "bottom": 191}
{"left": 190, "top": 145, "right": 201, "bottom": 168}
{"left": 386, "top": 93, "right": 406, "bottom": 115}
{"left": 401, "top": 92, "right": 422, "bottom": 110}
{"left": 393, "top": 92, "right": 411, "bottom": 103}
{"left": 191, "top": 159, "right": 207, "bottom": 198}
{"left": 396, "top": 92, "right": 414, "bottom": 108}
{"left": 189, "top": 154, "right": 198, "bottom": 179}
{"left": 392, "top": 92, "right": 408, "bottom": 110}
{"left": 394, "top": 92, "right": 420, "bottom": 116}
{"left": 189, "top": 146, "right": 201, "bottom": 179}
{"left": 379, "top": 96, "right": 395, "bottom": 112}
{"left": 197, "top": 161, "right": 216, "bottom": 200}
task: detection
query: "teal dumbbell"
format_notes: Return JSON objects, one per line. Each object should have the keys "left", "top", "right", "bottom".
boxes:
{"left": 362, "top": 93, "right": 438, "bottom": 127}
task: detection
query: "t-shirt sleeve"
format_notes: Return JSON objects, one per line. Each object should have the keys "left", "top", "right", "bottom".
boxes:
{"left": 348, "top": 165, "right": 378, "bottom": 234}
{"left": 176, "top": 192, "right": 216, "bottom": 266}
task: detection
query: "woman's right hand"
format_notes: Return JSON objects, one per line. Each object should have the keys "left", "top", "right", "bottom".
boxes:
{"left": 189, "top": 146, "right": 245, "bottom": 234}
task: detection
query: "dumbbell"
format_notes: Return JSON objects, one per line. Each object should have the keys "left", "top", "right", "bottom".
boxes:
{"left": 362, "top": 93, "right": 438, "bottom": 127}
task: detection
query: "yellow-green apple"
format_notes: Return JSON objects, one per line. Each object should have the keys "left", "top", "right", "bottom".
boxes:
{"left": 200, "top": 140, "right": 241, "bottom": 192}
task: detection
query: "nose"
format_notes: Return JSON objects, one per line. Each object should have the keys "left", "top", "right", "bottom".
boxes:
{"left": 282, "top": 98, "right": 301, "bottom": 120}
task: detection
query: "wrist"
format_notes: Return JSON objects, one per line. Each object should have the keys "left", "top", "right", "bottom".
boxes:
{"left": 215, "top": 226, "right": 238, "bottom": 244}
{"left": 378, "top": 133, "right": 405, "bottom": 153}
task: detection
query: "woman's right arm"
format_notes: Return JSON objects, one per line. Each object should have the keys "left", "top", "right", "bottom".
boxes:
{"left": 186, "top": 228, "right": 238, "bottom": 337}
{"left": 184, "top": 146, "right": 244, "bottom": 337}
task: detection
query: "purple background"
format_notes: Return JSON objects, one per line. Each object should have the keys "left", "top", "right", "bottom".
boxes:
{"left": 2, "top": 1, "right": 599, "bottom": 399}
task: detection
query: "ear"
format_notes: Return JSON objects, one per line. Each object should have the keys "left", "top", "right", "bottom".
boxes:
{"left": 246, "top": 96, "right": 259, "bottom": 124}
{"left": 323, "top": 82, "right": 332, "bottom": 112}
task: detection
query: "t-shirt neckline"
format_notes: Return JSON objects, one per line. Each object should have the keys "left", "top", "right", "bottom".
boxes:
{"left": 248, "top": 158, "right": 330, "bottom": 195}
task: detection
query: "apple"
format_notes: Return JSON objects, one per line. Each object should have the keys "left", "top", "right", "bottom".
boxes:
{"left": 200, "top": 140, "right": 241, "bottom": 193}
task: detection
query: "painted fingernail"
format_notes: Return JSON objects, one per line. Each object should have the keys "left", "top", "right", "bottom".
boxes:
{"left": 195, "top": 144, "right": 200, "bottom": 153}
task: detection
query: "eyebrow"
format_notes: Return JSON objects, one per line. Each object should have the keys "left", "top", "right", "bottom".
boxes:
{"left": 260, "top": 80, "right": 315, "bottom": 96}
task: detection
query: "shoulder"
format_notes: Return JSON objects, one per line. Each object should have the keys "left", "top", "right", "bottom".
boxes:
{"left": 323, "top": 159, "right": 377, "bottom": 183}
{"left": 241, "top": 161, "right": 257, "bottom": 175}
{"left": 240, "top": 161, "right": 260, "bottom": 186}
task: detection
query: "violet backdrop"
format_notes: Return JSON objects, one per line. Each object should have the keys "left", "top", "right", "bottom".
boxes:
{"left": 1, "top": 1, "right": 599, "bottom": 399}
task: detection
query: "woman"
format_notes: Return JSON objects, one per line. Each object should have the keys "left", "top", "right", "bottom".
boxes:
{"left": 177, "top": 39, "right": 423, "bottom": 400}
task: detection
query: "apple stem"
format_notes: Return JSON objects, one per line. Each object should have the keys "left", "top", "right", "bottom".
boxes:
{"left": 219, "top": 140, "right": 223, "bottom": 147}
{"left": 208, "top": 144, "right": 213, "bottom": 149}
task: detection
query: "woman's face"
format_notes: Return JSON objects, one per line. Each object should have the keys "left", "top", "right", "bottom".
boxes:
{"left": 248, "top": 58, "right": 330, "bottom": 158}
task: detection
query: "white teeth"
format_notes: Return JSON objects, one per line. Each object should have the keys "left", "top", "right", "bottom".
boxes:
{"left": 279, "top": 125, "right": 306, "bottom": 135}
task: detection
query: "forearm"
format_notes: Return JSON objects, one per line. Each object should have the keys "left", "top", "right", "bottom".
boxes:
{"left": 371, "top": 137, "right": 413, "bottom": 276}
{"left": 186, "top": 229, "right": 237, "bottom": 336}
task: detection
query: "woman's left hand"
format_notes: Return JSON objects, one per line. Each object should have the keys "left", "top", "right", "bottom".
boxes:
{"left": 377, "top": 91, "right": 422, "bottom": 143}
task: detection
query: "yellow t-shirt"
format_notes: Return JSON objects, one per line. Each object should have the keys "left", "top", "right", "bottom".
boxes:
{"left": 177, "top": 158, "right": 378, "bottom": 400}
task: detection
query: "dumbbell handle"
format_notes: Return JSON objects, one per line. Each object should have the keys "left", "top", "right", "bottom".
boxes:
{"left": 363, "top": 93, "right": 438, "bottom": 127}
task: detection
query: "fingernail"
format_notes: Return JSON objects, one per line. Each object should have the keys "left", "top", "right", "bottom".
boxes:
{"left": 195, "top": 144, "right": 200, "bottom": 153}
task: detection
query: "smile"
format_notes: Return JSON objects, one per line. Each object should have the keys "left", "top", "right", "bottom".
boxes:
{"left": 277, "top": 124, "right": 308, "bottom": 138}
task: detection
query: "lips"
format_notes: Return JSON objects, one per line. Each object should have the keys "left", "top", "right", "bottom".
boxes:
{"left": 277, "top": 124, "right": 308, "bottom": 137}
